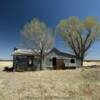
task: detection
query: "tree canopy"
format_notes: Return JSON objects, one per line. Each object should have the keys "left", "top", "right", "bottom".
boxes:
{"left": 21, "top": 18, "right": 54, "bottom": 69}
{"left": 56, "top": 17, "right": 100, "bottom": 65}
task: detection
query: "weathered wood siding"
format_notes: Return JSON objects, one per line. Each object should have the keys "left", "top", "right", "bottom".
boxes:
{"left": 43, "top": 51, "right": 81, "bottom": 69}
{"left": 13, "top": 55, "right": 39, "bottom": 71}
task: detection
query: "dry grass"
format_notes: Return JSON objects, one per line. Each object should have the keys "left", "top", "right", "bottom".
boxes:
{"left": 0, "top": 61, "right": 13, "bottom": 70}
{"left": 83, "top": 61, "right": 100, "bottom": 67}
{"left": 0, "top": 61, "right": 99, "bottom": 100}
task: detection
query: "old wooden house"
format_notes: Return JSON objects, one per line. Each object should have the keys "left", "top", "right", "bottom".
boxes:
{"left": 12, "top": 48, "right": 81, "bottom": 71}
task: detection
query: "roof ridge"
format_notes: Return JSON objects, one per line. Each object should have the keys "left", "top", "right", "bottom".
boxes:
{"left": 47, "top": 48, "right": 75, "bottom": 57}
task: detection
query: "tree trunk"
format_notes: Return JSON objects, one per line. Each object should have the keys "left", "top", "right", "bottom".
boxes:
{"left": 40, "top": 57, "right": 43, "bottom": 70}
{"left": 40, "top": 50, "right": 43, "bottom": 70}
{"left": 80, "top": 59, "right": 83, "bottom": 66}
{"left": 80, "top": 56, "right": 84, "bottom": 66}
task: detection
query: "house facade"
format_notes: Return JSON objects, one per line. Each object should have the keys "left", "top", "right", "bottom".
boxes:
{"left": 12, "top": 48, "right": 81, "bottom": 71}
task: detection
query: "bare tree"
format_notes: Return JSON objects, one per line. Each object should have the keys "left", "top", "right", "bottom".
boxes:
{"left": 56, "top": 17, "right": 100, "bottom": 66}
{"left": 21, "top": 18, "right": 54, "bottom": 70}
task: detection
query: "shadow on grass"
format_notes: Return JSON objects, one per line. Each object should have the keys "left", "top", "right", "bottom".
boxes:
{"left": 2, "top": 66, "right": 77, "bottom": 72}
{"left": 3, "top": 66, "right": 14, "bottom": 72}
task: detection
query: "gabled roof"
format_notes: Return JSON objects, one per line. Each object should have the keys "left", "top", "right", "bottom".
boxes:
{"left": 12, "top": 48, "right": 75, "bottom": 58}
{"left": 47, "top": 48, "right": 76, "bottom": 58}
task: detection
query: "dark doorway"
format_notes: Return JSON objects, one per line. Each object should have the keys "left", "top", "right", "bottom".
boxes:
{"left": 52, "top": 57, "right": 57, "bottom": 69}
{"left": 70, "top": 59, "right": 75, "bottom": 63}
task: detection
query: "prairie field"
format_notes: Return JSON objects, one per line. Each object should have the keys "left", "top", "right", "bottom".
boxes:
{"left": 83, "top": 61, "right": 100, "bottom": 67}
{"left": 0, "top": 61, "right": 13, "bottom": 68}
{"left": 0, "top": 61, "right": 100, "bottom": 100}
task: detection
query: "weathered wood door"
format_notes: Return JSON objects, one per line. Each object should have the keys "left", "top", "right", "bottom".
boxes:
{"left": 52, "top": 58, "right": 65, "bottom": 69}
{"left": 56, "top": 59, "right": 65, "bottom": 69}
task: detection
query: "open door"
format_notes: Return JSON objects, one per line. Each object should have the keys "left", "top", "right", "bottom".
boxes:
{"left": 27, "top": 56, "right": 33, "bottom": 67}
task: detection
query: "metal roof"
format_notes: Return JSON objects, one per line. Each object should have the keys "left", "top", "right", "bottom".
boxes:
{"left": 12, "top": 49, "right": 35, "bottom": 56}
{"left": 12, "top": 48, "right": 75, "bottom": 58}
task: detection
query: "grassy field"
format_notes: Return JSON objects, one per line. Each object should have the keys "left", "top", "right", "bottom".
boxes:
{"left": 83, "top": 61, "right": 100, "bottom": 67}
{"left": 0, "top": 61, "right": 100, "bottom": 100}
{"left": 0, "top": 61, "right": 13, "bottom": 68}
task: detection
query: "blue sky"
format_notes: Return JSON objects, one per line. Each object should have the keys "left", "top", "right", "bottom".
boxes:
{"left": 0, "top": 0, "right": 100, "bottom": 59}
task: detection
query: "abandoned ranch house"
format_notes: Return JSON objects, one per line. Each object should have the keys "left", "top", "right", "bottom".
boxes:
{"left": 12, "top": 48, "right": 81, "bottom": 71}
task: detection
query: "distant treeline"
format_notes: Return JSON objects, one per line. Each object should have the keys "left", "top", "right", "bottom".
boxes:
{"left": 84, "top": 60, "right": 100, "bottom": 62}
{"left": 0, "top": 60, "right": 13, "bottom": 61}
